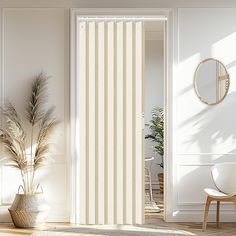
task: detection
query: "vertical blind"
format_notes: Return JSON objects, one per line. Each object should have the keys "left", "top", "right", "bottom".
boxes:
{"left": 77, "top": 20, "right": 144, "bottom": 225}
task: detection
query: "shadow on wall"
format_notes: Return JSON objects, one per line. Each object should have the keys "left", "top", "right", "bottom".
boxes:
{"left": 174, "top": 9, "right": 236, "bottom": 219}
{"left": 179, "top": 9, "right": 236, "bottom": 62}
{"left": 184, "top": 92, "right": 236, "bottom": 153}
{"left": 177, "top": 93, "right": 236, "bottom": 206}
{"left": 177, "top": 153, "right": 236, "bottom": 208}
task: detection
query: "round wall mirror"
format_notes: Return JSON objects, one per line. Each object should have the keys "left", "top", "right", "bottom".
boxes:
{"left": 194, "top": 58, "right": 230, "bottom": 105}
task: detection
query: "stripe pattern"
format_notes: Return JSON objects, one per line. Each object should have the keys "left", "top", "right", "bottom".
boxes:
{"left": 77, "top": 21, "right": 144, "bottom": 225}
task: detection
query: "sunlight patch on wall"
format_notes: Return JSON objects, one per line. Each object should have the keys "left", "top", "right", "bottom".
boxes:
{"left": 211, "top": 32, "right": 236, "bottom": 95}
{"left": 211, "top": 32, "right": 236, "bottom": 65}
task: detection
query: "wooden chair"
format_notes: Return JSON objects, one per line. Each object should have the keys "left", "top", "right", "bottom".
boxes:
{"left": 202, "top": 162, "right": 236, "bottom": 231}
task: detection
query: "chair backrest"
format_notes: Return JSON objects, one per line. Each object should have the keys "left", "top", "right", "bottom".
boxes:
{"left": 211, "top": 162, "right": 236, "bottom": 194}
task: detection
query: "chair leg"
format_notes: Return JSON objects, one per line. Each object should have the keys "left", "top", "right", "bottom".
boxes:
{"left": 202, "top": 196, "right": 212, "bottom": 231}
{"left": 149, "top": 176, "right": 153, "bottom": 201}
{"left": 216, "top": 201, "right": 220, "bottom": 228}
{"left": 234, "top": 201, "right": 236, "bottom": 221}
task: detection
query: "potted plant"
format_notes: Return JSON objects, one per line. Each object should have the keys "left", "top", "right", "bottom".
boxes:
{"left": 0, "top": 73, "right": 59, "bottom": 228}
{"left": 145, "top": 107, "right": 164, "bottom": 194}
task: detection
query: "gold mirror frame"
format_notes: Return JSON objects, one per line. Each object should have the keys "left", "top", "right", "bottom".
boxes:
{"left": 193, "top": 58, "right": 230, "bottom": 105}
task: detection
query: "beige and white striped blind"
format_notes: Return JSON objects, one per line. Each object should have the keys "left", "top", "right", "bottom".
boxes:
{"left": 77, "top": 20, "right": 144, "bottom": 225}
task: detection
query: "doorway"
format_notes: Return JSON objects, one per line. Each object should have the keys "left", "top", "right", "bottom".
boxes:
{"left": 70, "top": 9, "right": 172, "bottom": 224}
{"left": 144, "top": 21, "right": 165, "bottom": 220}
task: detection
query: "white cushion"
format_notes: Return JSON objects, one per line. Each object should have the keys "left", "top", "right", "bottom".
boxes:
{"left": 204, "top": 188, "right": 236, "bottom": 199}
{"left": 204, "top": 188, "right": 227, "bottom": 198}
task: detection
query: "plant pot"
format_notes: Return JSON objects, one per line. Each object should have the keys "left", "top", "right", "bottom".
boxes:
{"left": 8, "top": 193, "right": 50, "bottom": 228}
{"left": 158, "top": 173, "right": 164, "bottom": 194}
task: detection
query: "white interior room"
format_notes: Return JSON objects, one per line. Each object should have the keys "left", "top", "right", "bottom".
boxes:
{"left": 0, "top": 1, "right": 236, "bottom": 236}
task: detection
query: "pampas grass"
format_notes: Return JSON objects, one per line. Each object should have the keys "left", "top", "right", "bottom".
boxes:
{"left": 0, "top": 72, "right": 59, "bottom": 194}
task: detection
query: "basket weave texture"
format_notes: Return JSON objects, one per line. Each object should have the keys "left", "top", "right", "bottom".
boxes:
{"left": 9, "top": 193, "right": 49, "bottom": 228}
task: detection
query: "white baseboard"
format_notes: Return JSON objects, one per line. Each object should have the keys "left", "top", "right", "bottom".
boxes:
{"left": 166, "top": 210, "right": 236, "bottom": 222}
{"left": 0, "top": 205, "right": 11, "bottom": 223}
{"left": 0, "top": 205, "right": 70, "bottom": 223}
{"left": 47, "top": 210, "right": 70, "bottom": 222}
{"left": 1, "top": 206, "right": 234, "bottom": 223}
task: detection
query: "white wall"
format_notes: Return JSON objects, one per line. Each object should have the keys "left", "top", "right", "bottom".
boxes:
{"left": 145, "top": 39, "right": 164, "bottom": 190}
{"left": 0, "top": 0, "right": 236, "bottom": 224}
{"left": 174, "top": 8, "right": 236, "bottom": 222}
{"left": 0, "top": 8, "right": 69, "bottom": 222}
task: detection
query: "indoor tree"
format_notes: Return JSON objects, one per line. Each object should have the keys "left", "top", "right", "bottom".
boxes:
{"left": 145, "top": 107, "right": 164, "bottom": 168}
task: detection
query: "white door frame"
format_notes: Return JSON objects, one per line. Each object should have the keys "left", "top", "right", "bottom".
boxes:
{"left": 70, "top": 8, "right": 176, "bottom": 223}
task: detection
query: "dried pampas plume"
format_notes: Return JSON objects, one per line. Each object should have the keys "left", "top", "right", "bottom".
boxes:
{"left": 0, "top": 72, "right": 59, "bottom": 194}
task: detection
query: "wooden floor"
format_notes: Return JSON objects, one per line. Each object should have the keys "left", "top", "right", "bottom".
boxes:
{"left": 145, "top": 214, "right": 236, "bottom": 236}
{"left": 0, "top": 220, "right": 235, "bottom": 236}
{"left": 145, "top": 191, "right": 236, "bottom": 235}
{"left": 0, "top": 191, "right": 235, "bottom": 236}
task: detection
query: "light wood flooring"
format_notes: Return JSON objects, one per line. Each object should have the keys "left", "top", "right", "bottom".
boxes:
{"left": 145, "top": 190, "right": 236, "bottom": 235}
{"left": 0, "top": 220, "right": 235, "bottom": 236}
{"left": 0, "top": 190, "right": 235, "bottom": 236}
{"left": 0, "top": 217, "right": 235, "bottom": 235}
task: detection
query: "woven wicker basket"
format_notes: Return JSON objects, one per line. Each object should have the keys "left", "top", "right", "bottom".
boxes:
{"left": 9, "top": 192, "right": 49, "bottom": 228}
